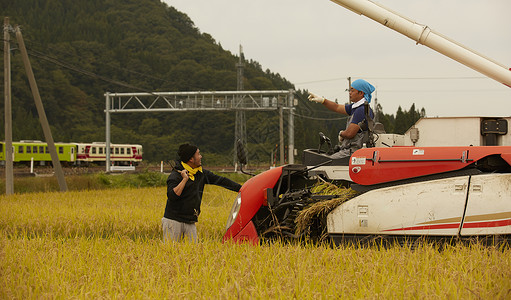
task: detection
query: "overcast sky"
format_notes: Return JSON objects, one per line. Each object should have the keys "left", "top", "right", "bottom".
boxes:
{"left": 163, "top": 0, "right": 511, "bottom": 117}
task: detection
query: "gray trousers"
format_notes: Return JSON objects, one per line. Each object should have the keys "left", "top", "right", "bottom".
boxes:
{"left": 329, "top": 148, "right": 352, "bottom": 159}
{"left": 161, "top": 217, "right": 198, "bottom": 243}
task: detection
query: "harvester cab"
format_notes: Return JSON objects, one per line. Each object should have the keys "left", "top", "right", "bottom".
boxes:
{"left": 304, "top": 101, "right": 385, "bottom": 184}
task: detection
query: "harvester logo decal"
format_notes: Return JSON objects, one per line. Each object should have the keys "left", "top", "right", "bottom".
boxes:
{"left": 412, "top": 149, "right": 425, "bottom": 155}
{"left": 351, "top": 157, "right": 366, "bottom": 165}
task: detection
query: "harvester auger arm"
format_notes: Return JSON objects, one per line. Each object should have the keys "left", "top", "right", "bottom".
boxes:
{"left": 330, "top": 0, "right": 511, "bottom": 87}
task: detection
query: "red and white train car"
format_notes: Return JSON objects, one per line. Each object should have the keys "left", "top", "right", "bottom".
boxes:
{"left": 75, "top": 142, "right": 143, "bottom": 166}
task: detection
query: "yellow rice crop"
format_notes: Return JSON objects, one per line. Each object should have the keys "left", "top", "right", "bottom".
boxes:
{"left": 295, "top": 182, "right": 359, "bottom": 239}
{"left": 1, "top": 186, "right": 510, "bottom": 298}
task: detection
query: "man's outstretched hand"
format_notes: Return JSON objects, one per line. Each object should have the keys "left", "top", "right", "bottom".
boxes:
{"left": 308, "top": 93, "right": 325, "bottom": 104}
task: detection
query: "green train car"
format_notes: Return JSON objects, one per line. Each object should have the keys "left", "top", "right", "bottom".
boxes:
{"left": 0, "top": 141, "right": 143, "bottom": 166}
{"left": 0, "top": 141, "right": 76, "bottom": 164}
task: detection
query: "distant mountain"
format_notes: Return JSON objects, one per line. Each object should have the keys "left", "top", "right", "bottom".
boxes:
{"left": 1, "top": 0, "right": 418, "bottom": 164}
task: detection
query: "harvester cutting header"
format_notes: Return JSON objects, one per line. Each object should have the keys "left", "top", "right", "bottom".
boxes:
{"left": 222, "top": 0, "right": 511, "bottom": 246}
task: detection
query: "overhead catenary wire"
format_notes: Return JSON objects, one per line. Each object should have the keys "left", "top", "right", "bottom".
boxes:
{"left": 2, "top": 36, "right": 503, "bottom": 95}
{"left": 0, "top": 36, "right": 205, "bottom": 94}
{"left": 7, "top": 42, "right": 245, "bottom": 109}
{"left": 21, "top": 37, "right": 173, "bottom": 85}
{"left": 295, "top": 76, "right": 488, "bottom": 85}
{"left": 27, "top": 49, "right": 154, "bottom": 93}
{"left": 292, "top": 112, "right": 348, "bottom": 121}
{"left": 4, "top": 39, "right": 392, "bottom": 115}
{"left": 2, "top": 44, "right": 234, "bottom": 111}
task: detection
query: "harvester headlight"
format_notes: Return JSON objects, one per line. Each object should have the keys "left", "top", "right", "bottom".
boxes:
{"left": 225, "top": 193, "right": 242, "bottom": 230}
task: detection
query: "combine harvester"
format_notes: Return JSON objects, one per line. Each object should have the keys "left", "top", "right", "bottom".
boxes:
{"left": 223, "top": 0, "right": 511, "bottom": 246}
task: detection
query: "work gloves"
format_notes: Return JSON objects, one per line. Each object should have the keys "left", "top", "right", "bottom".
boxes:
{"left": 338, "top": 131, "right": 344, "bottom": 143}
{"left": 308, "top": 93, "right": 325, "bottom": 104}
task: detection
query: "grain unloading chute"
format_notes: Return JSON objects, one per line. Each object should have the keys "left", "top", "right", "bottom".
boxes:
{"left": 330, "top": 0, "right": 511, "bottom": 87}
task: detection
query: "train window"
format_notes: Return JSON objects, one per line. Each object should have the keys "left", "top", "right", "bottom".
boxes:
{"left": 115, "top": 148, "right": 119, "bottom": 154}
{"left": 110, "top": 148, "right": 113, "bottom": 154}
{"left": 0, "top": 144, "right": 2, "bottom": 152}
{"left": 27, "top": 146, "right": 31, "bottom": 154}
{"left": 45, "top": 147, "right": 49, "bottom": 153}
{"left": 33, "top": 146, "right": 38, "bottom": 153}
{"left": 127, "top": 148, "right": 131, "bottom": 154}
{"left": 18, "top": 146, "right": 23, "bottom": 153}
{"left": 59, "top": 147, "right": 63, "bottom": 154}
{"left": 39, "top": 146, "right": 44, "bottom": 153}
{"left": 120, "top": 148, "right": 125, "bottom": 155}
{"left": 92, "top": 147, "right": 96, "bottom": 154}
{"left": 99, "top": 147, "right": 103, "bottom": 154}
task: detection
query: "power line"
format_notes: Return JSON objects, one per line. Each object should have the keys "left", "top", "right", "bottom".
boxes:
{"left": 28, "top": 49, "right": 153, "bottom": 93}
{"left": 1, "top": 36, "right": 207, "bottom": 92}
{"left": 11, "top": 37, "right": 168, "bottom": 82}
{"left": 366, "top": 76, "right": 486, "bottom": 80}
{"left": 1, "top": 38, "right": 156, "bottom": 93}
{"left": 378, "top": 89, "right": 510, "bottom": 93}
{"left": 36, "top": 40, "right": 171, "bottom": 84}
{"left": 295, "top": 76, "right": 487, "bottom": 85}
{"left": 292, "top": 112, "right": 348, "bottom": 121}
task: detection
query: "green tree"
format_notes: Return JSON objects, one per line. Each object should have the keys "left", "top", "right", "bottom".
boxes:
{"left": 392, "top": 103, "right": 426, "bottom": 134}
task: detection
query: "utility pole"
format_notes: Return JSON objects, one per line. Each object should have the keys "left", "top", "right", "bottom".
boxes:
{"left": 279, "top": 106, "right": 284, "bottom": 165}
{"left": 4, "top": 17, "right": 13, "bottom": 195}
{"left": 105, "top": 92, "right": 111, "bottom": 172}
{"left": 287, "top": 89, "right": 295, "bottom": 164}
{"left": 374, "top": 88, "right": 379, "bottom": 122}
{"left": 347, "top": 77, "right": 352, "bottom": 104}
{"left": 15, "top": 26, "right": 68, "bottom": 192}
{"left": 234, "top": 45, "right": 246, "bottom": 169}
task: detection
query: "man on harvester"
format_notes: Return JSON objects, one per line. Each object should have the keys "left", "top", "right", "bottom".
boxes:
{"left": 308, "top": 79, "right": 375, "bottom": 158}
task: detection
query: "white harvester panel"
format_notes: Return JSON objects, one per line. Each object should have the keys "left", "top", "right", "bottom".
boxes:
{"left": 402, "top": 117, "right": 511, "bottom": 147}
{"left": 404, "top": 118, "right": 482, "bottom": 147}
{"left": 375, "top": 134, "right": 405, "bottom": 148}
{"left": 460, "top": 173, "right": 511, "bottom": 236}
{"left": 327, "top": 176, "right": 471, "bottom": 236}
{"left": 310, "top": 166, "right": 351, "bottom": 182}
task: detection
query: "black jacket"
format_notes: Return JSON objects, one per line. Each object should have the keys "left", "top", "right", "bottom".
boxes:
{"left": 164, "top": 161, "right": 242, "bottom": 223}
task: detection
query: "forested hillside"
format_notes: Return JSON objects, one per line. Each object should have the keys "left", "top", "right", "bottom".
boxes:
{"left": 1, "top": 0, "right": 423, "bottom": 165}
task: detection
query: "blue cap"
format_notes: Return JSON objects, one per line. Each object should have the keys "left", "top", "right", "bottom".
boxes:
{"left": 351, "top": 79, "right": 375, "bottom": 103}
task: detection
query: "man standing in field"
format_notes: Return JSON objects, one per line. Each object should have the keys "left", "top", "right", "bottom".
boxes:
{"left": 162, "top": 143, "right": 242, "bottom": 243}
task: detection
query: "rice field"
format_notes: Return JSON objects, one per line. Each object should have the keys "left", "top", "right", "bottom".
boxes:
{"left": 1, "top": 186, "right": 510, "bottom": 299}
